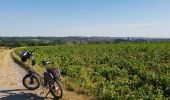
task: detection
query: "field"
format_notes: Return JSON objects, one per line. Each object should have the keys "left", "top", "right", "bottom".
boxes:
{"left": 15, "top": 42, "right": 170, "bottom": 99}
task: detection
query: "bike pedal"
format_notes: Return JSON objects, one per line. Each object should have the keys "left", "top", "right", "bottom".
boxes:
{"left": 40, "top": 91, "right": 45, "bottom": 94}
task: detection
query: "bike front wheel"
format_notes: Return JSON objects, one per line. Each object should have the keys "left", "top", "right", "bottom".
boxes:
{"left": 50, "top": 80, "right": 63, "bottom": 99}
{"left": 22, "top": 74, "right": 40, "bottom": 90}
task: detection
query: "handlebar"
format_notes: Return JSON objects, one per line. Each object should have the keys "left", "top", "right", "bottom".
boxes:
{"left": 25, "top": 48, "right": 56, "bottom": 66}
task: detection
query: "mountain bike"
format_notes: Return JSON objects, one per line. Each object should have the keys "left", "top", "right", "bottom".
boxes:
{"left": 20, "top": 49, "right": 63, "bottom": 99}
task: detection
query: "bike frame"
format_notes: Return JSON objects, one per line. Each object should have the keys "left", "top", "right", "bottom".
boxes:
{"left": 22, "top": 49, "right": 63, "bottom": 99}
{"left": 27, "top": 61, "right": 52, "bottom": 97}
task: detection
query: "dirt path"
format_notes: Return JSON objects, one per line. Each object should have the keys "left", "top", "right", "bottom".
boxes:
{"left": 0, "top": 49, "right": 47, "bottom": 100}
{"left": 0, "top": 50, "right": 25, "bottom": 89}
{"left": 0, "top": 49, "right": 95, "bottom": 100}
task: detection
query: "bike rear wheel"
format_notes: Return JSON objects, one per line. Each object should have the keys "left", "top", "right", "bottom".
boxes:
{"left": 50, "top": 80, "right": 63, "bottom": 99}
{"left": 22, "top": 74, "right": 40, "bottom": 90}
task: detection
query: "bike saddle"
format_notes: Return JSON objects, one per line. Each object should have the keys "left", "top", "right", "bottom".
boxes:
{"left": 42, "top": 61, "right": 50, "bottom": 65}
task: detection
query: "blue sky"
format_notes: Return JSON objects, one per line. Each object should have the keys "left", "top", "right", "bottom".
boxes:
{"left": 0, "top": 0, "right": 170, "bottom": 37}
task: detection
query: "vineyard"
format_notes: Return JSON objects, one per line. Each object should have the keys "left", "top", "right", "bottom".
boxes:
{"left": 15, "top": 42, "right": 170, "bottom": 100}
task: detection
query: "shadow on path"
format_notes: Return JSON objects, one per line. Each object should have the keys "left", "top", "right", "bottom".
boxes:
{"left": 0, "top": 89, "right": 46, "bottom": 100}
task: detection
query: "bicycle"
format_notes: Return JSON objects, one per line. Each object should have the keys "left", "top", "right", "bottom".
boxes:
{"left": 20, "top": 49, "right": 63, "bottom": 99}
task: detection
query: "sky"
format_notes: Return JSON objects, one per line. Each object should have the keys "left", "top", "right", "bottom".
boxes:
{"left": 0, "top": 0, "right": 170, "bottom": 38}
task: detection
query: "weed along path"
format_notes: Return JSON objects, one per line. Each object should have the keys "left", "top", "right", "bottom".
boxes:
{"left": 0, "top": 49, "right": 94, "bottom": 100}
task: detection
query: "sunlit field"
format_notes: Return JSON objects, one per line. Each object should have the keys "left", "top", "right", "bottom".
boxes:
{"left": 15, "top": 42, "right": 170, "bottom": 99}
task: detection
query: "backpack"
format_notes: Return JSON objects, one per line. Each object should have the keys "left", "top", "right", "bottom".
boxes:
{"left": 47, "top": 67, "right": 61, "bottom": 80}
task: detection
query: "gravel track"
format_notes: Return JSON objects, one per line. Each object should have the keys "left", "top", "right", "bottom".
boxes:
{"left": 0, "top": 49, "right": 48, "bottom": 100}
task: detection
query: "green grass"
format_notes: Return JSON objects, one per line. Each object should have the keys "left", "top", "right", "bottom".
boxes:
{"left": 15, "top": 42, "right": 170, "bottom": 100}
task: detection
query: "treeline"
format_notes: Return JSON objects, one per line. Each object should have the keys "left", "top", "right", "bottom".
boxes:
{"left": 0, "top": 37, "right": 170, "bottom": 47}
{"left": 0, "top": 37, "right": 66, "bottom": 47}
{"left": 0, "top": 37, "right": 121, "bottom": 47}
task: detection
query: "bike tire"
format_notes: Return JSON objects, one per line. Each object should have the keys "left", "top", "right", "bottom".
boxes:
{"left": 50, "top": 80, "right": 63, "bottom": 99}
{"left": 22, "top": 74, "right": 40, "bottom": 90}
